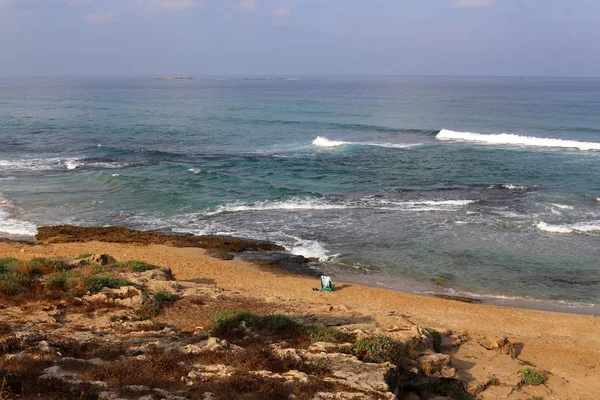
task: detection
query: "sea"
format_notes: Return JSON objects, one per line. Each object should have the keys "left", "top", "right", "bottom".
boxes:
{"left": 1, "top": 76, "right": 599, "bottom": 312}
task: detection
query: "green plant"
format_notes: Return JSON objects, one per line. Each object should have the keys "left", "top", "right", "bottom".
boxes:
{"left": 154, "top": 291, "right": 177, "bottom": 303}
{"left": 44, "top": 273, "right": 83, "bottom": 294}
{"left": 109, "top": 315, "right": 121, "bottom": 322}
{"left": 521, "top": 368, "right": 547, "bottom": 386}
{"left": 26, "top": 258, "right": 71, "bottom": 274}
{"left": 0, "top": 257, "right": 19, "bottom": 273}
{"left": 211, "top": 310, "right": 300, "bottom": 334}
{"left": 0, "top": 272, "right": 31, "bottom": 295}
{"left": 76, "top": 253, "right": 93, "bottom": 259}
{"left": 488, "top": 377, "right": 500, "bottom": 386}
{"left": 83, "top": 276, "right": 131, "bottom": 293}
{"left": 303, "top": 325, "right": 353, "bottom": 343}
{"left": 527, "top": 397, "right": 544, "bottom": 400}
{"left": 425, "top": 327, "right": 443, "bottom": 352}
{"left": 344, "top": 336, "right": 414, "bottom": 365}
{"left": 113, "top": 261, "right": 159, "bottom": 273}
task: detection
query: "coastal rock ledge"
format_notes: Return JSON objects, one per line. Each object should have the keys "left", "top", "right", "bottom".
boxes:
{"left": 0, "top": 230, "right": 593, "bottom": 399}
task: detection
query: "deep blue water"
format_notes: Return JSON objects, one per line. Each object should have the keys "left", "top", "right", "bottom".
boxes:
{"left": 1, "top": 76, "right": 600, "bottom": 306}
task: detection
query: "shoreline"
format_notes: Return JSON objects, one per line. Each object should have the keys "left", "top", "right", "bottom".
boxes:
{"left": 1, "top": 232, "right": 600, "bottom": 397}
{"left": 4, "top": 225, "right": 600, "bottom": 316}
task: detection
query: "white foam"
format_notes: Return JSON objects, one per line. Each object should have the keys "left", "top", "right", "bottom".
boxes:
{"left": 0, "top": 157, "right": 80, "bottom": 172}
{"left": 207, "top": 199, "right": 345, "bottom": 215}
{"left": 65, "top": 160, "right": 80, "bottom": 170}
{"left": 537, "top": 221, "right": 600, "bottom": 234}
{"left": 437, "top": 129, "right": 600, "bottom": 151}
{"left": 205, "top": 198, "right": 474, "bottom": 216}
{"left": 502, "top": 184, "right": 528, "bottom": 190}
{"left": 283, "top": 238, "right": 339, "bottom": 262}
{"left": 551, "top": 204, "right": 573, "bottom": 210}
{"left": 313, "top": 137, "right": 348, "bottom": 147}
{"left": 313, "top": 136, "right": 420, "bottom": 149}
{"left": 0, "top": 196, "right": 37, "bottom": 237}
{"left": 188, "top": 168, "right": 201, "bottom": 174}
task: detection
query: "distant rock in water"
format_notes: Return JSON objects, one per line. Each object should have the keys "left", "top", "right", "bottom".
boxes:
{"left": 156, "top": 76, "right": 194, "bottom": 80}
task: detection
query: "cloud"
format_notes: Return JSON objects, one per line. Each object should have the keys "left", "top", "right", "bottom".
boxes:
{"left": 236, "top": 0, "right": 257, "bottom": 12}
{"left": 86, "top": 13, "right": 116, "bottom": 23}
{"left": 273, "top": 4, "right": 291, "bottom": 17}
{"left": 135, "top": 0, "right": 199, "bottom": 10}
{"left": 455, "top": 0, "right": 495, "bottom": 8}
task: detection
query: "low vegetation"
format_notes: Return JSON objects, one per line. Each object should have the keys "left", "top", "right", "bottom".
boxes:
{"left": 521, "top": 368, "right": 547, "bottom": 386}
{"left": 341, "top": 336, "right": 415, "bottom": 365}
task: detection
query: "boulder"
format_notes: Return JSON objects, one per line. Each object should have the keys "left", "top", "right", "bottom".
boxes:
{"left": 71, "top": 254, "right": 117, "bottom": 267}
{"left": 417, "top": 354, "right": 455, "bottom": 378}
{"left": 477, "top": 336, "right": 516, "bottom": 358}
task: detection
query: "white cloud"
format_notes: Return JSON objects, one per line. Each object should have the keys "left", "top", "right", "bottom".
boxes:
{"left": 455, "top": 0, "right": 495, "bottom": 8}
{"left": 273, "top": 4, "right": 290, "bottom": 17}
{"left": 236, "top": 0, "right": 257, "bottom": 12}
{"left": 86, "top": 12, "right": 116, "bottom": 23}
{"left": 135, "top": 0, "right": 199, "bottom": 10}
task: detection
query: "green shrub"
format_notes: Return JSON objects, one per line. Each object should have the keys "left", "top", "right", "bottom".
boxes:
{"left": 211, "top": 310, "right": 299, "bottom": 334}
{"left": 0, "top": 272, "right": 31, "bottom": 295}
{"left": 0, "top": 257, "right": 19, "bottom": 273}
{"left": 521, "top": 368, "right": 547, "bottom": 386}
{"left": 527, "top": 397, "right": 544, "bottom": 400}
{"left": 344, "top": 336, "right": 414, "bottom": 365}
{"left": 425, "top": 327, "right": 443, "bottom": 352}
{"left": 26, "top": 257, "right": 72, "bottom": 274}
{"left": 45, "top": 273, "right": 82, "bottom": 293}
{"left": 303, "top": 325, "right": 353, "bottom": 343}
{"left": 83, "top": 276, "right": 131, "bottom": 293}
{"left": 113, "top": 261, "right": 159, "bottom": 273}
{"left": 154, "top": 291, "right": 177, "bottom": 303}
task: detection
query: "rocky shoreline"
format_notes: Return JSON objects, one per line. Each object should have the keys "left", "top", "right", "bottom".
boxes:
{"left": 0, "top": 226, "right": 598, "bottom": 399}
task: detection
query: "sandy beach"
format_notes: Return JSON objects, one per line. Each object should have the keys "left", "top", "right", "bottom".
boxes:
{"left": 1, "top": 237, "right": 599, "bottom": 399}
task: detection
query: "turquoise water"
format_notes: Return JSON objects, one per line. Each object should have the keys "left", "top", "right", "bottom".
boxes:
{"left": 1, "top": 76, "right": 600, "bottom": 306}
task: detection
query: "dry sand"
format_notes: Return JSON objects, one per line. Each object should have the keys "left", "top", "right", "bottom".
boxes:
{"left": 2, "top": 240, "right": 599, "bottom": 399}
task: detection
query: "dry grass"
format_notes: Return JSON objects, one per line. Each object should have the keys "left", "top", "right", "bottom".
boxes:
{"left": 79, "top": 349, "right": 191, "bottom": 389}
{"left": 197, "top": 344, "right": 329, "bottom": 377}
{"left": 156, "top": 294, "right": 280, "bottom": 332}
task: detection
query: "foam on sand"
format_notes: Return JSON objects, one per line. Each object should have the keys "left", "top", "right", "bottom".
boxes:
{"left": 0, "top": 196, "right": 37, "bottom": 237}
{"left": 437, "top": 129, "right": 600, "bottom": 151}
{"left": 312, "top": 136, "right": 420, "bottom": 149}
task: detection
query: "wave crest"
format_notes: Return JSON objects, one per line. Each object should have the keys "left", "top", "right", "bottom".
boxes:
{"left": 537, "top": 221, "right": 600, "bottom": 234}
{"left": 312, "top": 136, "right": 421, "bottom": 149}
{"left": 437, "top": 129, "right": 600, "bottom": 151}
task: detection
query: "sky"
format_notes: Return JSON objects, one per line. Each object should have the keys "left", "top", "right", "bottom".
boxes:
{"left": 0, "top": 0, "right": 599, "bottom": 77}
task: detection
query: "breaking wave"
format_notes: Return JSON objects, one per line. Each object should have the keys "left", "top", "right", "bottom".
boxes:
{"left": 0, "top": 195, "right": 37, "bottom": 237}
{"left": 537, "top": 221, "right": 600, "bottom": 234}
{"left": 312, "top": 136, "right": 421, "bottom": 149}
{"left": 202, "top": 197, "right": 475, "bottom": 217}
{"left": 437, "top": 129, "right": 600, "bottom": 151}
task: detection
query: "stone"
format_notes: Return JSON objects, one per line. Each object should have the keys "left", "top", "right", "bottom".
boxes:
{"left": 477, "top": 336, "right": 516, "bottom": 358}
{"left": 417, "top": 354, "right": 455, "bottom": 378}
{"left": 146, "top": 280, "right": 180, "bottom": 294}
